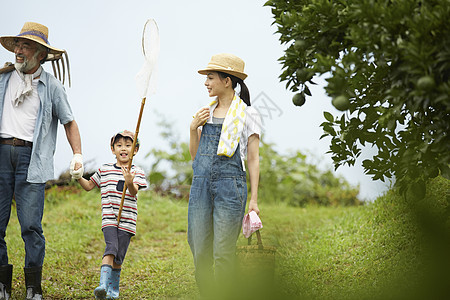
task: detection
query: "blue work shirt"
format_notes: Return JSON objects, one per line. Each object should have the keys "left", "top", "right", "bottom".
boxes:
{"left": 0, "top": 69, "right": 74, "bottom": 183}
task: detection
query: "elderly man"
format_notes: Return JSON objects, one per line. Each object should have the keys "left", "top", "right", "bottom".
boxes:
{"left": 0, "top": 22, "right": 84, "bottom": 300}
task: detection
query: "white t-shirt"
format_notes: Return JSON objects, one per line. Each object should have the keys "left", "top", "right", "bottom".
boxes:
{"left": 0, "top": 71, "right": 40, "bottom": 142}
{"left": 200, "top": 104, "right": 262, "bottom": 170}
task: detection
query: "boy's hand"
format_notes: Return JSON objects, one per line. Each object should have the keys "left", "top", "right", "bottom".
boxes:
{"left": 121, "top": 166, "right": 139, "bottom": 196}
{"left": 70, "top": 153, "right": 84, "bottom": 180}
{"left": 121, "top": 166, "right": 135, "bottom": 184}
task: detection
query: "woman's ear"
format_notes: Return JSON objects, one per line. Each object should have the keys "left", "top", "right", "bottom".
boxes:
{"left": 225, "top": 76, "right": 232, "bottom": 88}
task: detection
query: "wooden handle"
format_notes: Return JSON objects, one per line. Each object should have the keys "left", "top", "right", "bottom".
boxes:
{"left": 247, "top": 230, "right": 264, "bottom": 249}
{"left": 0, "top": 64, "right": 14, "bottom": 75}
{"left": 117, "top": 97, "right": 146, "bottom": 224}
{"left": 2, "top": 52, "right": 71, "bottom": 87}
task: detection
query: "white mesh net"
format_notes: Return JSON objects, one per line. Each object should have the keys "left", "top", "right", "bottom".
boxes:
{"left": 135, "top": 19, "right": 160, "bottom": 99}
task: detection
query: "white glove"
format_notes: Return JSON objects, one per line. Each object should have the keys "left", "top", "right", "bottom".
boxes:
{"left": 70, "top": 153, "right": 84, "bottom": 180}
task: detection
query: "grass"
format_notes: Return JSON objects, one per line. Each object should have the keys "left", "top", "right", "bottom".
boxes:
{"left": 7, "top": 186, "right": 197, "bottom": 299}
{"left": 5, "top": 177, "right": 450, "bottom": 299}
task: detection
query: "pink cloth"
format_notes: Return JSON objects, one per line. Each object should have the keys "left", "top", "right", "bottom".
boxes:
{"left": 242, "top": 211, "right": 263, "bottom": 238}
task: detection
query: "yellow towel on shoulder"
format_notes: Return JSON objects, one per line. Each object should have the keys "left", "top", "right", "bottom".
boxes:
{"left": 208, "top": 95, "right": 247, "bottom": 157}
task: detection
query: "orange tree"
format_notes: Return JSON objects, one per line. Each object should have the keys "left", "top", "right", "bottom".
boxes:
{"left": 265, "top": 0, "right": 450, "bottom": 195}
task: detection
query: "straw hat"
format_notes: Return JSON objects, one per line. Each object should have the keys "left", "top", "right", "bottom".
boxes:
{"left": 0, "top": 22, "right": 64, "bottom": 54}
{"left": 198, "top": 53, "right": 247, "bottom": 80}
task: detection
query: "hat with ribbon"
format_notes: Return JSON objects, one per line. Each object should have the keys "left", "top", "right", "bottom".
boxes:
{"left": 110, "top": 130, "right": 140, "bottom": 149}
{"left": 198, "top": 53, "right": 247, "bottom": 80}
{"left": 0, "top": 22, "right": 64, "bottom": 54}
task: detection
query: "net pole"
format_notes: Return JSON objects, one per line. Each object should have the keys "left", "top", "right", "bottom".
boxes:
{"left": 117, "top": 97, "right": 146, "bottom": 224}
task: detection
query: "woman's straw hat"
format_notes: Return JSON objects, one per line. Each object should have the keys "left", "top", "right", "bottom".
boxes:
{"left": 198, "top": 53, "right": 247, "bottom": 80}
{"left": 0, "top": 22, "right": 64, "bottom": 54}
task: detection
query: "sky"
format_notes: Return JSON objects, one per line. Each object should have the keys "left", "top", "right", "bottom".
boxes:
{"left": 0, "top": 0, "right": 390, "bottom": 200}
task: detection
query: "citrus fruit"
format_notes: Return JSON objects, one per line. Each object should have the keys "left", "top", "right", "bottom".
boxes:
{"left": 417, "top": 76, "right": 435, "bottom": 91}
{"left": 332, "top": 95, "right": 350, "bottom": 111}
{"left": 294, "top": 39, "right": 306, "bottom": 50}
{"left": 292, "top": 93, "right": 306, "bottom": 106}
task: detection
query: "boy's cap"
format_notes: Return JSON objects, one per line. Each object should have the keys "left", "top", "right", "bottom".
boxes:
{"left": 110, "top": 130, "right": 140, "bottom": 149}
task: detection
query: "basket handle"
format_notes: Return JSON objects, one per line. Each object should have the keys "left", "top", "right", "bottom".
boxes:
{"left": 248, "top": 230, "right": 263, "bottom": 249}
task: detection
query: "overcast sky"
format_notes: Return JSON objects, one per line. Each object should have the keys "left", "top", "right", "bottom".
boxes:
{"left": 1, "top": 0, "right": 390, "bottom": 200}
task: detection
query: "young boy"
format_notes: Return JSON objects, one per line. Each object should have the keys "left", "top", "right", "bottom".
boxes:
{"left": 78, "top": 130, "right": 148, "bottom": 299}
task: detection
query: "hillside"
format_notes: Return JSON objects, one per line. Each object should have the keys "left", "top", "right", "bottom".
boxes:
{"left": 5, "top": 177, "right": 449, "bottom": 299}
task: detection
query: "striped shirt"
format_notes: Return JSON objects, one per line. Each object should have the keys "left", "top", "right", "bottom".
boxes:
{"left": 90, "top": 163, "right": 148, "bottom": 235}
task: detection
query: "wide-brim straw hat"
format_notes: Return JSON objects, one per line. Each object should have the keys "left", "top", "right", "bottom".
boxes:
{"left": 0, "top": 22, "right": 64, "bottom": 55}
{"left": 198, "top": 53, "right": 248, "bottom": 80}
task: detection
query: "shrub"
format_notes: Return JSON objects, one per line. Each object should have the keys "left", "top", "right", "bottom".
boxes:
{"left": 146, "top": 118, "right": 361, "bottom": 206}
{"left": 258, "top": 140, "right": 361, "bottom": 206}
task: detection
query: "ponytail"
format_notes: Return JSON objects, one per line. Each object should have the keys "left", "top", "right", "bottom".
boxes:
{"left": 237, "top": 79, "right": 250, "bottom": 106}
{"left": 218, "top": 72, "right": 251, "bottom": 106}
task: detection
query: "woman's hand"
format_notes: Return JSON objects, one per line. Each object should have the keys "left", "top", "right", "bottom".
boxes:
{"left": 248, "top": 199, "right": 260, "bottom": 215}
{"left": 190, "top": 107, "right": 210, "bottom": 131}
{"left": 189, "top": 107, "right": 209, "bottom": 160}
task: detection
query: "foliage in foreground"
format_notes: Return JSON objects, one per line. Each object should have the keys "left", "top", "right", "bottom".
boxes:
{"left": 146, "top": 118, "right": 361, "bottom": 206}
{"left": 6, "top": 176, "right": 449, "bottom": 299}
{"left": 272, "top": 176, "right": 450, "bottom": 299}
{"left": 265, "top": 0, "right": 450, "bottom": 195}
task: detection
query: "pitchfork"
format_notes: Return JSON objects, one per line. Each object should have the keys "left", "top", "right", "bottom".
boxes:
{"left": 0, "top": 50, "right": 71, "bottom": 87}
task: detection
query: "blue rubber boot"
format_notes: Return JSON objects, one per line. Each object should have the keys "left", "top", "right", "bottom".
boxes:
{"left": 106, "top": 268, "right": 121, "bottom": 299}
{"left": 94, "top": 265, "right": 112, "bottom": 299}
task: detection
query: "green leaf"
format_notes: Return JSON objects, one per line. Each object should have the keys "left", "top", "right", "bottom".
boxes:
{"left": 303, "top": 84, "right": 312, "bottom": 96}
{"left": 271, "top": 0, "right": 450, "bottom": 187}
{"left": 323, "top": 111, "right": 334, "bottom": 122}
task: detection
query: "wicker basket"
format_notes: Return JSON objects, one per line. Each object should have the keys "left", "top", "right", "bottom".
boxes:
{"left": 236, "top": 230, "right": 276, "bottom": 281}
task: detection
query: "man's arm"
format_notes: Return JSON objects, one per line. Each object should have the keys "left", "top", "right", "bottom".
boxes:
{"left": 64, "top": 120, "right": 82, "bottom": 155}
{"left": 64, "top": 120, "right": 84, "bottom": 178}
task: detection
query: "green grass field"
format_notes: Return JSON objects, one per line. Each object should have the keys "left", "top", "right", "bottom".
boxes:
{"left": 5, "top": 177, "right": 449, "bottom": 299}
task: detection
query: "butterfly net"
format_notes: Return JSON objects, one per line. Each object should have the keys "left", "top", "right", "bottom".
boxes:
{"left": 135, "top": 19, "right": 160, "bottom": 99}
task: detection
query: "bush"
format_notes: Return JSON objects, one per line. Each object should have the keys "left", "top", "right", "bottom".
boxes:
{"left": 146, "top": 118, "right": 361, "bottom": 206}
{"left": 258, "top": 140, "right": 361, "bottom": 206}
{"left": 145, "top": 118, "right": 193, "bottom": 200}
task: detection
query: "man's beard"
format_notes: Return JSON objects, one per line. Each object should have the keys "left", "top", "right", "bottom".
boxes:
{"left": 15, "top": 52, "right": 40, "bottom": 73}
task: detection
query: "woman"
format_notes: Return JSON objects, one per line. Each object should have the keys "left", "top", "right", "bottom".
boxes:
{"left": 188, "top": 53, "right": 261, "bottom": 296}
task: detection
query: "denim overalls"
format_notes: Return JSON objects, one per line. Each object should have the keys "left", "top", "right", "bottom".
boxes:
{"left": 188, "top": 122, "right": 247, "bottom": 292}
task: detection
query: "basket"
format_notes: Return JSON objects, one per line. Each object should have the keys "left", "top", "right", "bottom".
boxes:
{"left": 236, "top": 230, "right": 276, "bottom": 281}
